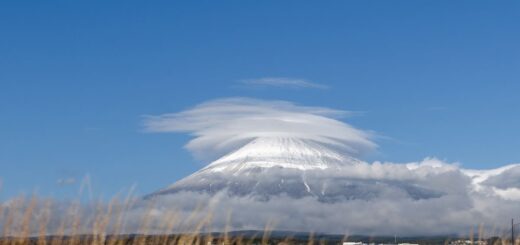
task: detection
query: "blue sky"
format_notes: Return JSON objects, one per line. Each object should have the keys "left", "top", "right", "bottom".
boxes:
{"left": 1, "top": 1, "right": 519, "bottom": 200}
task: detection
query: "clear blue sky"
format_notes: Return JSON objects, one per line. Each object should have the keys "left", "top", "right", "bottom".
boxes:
{"left": 1, "top": 1, "right": 519, "bottom": 199}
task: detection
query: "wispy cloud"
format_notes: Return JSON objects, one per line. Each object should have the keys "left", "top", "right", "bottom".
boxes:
{"left": 238, "top": 77, "right": 329, "bottom": 89}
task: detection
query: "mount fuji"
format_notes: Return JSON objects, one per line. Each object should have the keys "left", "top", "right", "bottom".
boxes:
{"left": 147, "top": 137, "right": 443, "bottom": 202}
{"left": 137, "top": 98, "right": 520, "bottom": 235}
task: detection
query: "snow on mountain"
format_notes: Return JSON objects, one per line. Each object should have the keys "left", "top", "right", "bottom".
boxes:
{"left": 462, "top": 164, "right": 520, "bottom": 200}
{"left": 202, "top": 137, "right": 362, "bottom": 172}
{"left": 147, "top": 137, "right": 443, "bottom": 202}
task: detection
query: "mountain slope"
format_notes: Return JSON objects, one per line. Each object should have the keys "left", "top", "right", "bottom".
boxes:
{"left": 147, "top": 137, "right": 443, "bottom": 202}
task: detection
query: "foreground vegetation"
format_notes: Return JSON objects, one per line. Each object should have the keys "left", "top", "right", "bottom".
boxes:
{"left": 0, "top": 195, "right": 517, "bottom": 244}
{"left": 0, "top": 233, "right": 514, "bottom": 245}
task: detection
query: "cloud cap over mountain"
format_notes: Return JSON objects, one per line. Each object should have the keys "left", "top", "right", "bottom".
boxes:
{"left": 144, "top": 98, "right": 376, "bottom": 162}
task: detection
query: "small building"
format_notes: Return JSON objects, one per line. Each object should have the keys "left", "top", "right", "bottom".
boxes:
{"left": 449, "top": 240, "right": 487, "bottom": 245}
{"left": 343, "top": 242, "right": 364, "bottom": 245}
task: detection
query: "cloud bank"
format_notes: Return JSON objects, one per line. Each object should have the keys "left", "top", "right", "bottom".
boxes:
{"left": 144, "top": 98, "right": 375, "bottom": 162}
{"left": 238, "top": 77, "right": 329, "bottom": 89}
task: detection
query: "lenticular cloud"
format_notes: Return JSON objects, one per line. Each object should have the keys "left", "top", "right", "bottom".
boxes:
{"left": 144, "top": 97, "right": 376, "bottom": 162}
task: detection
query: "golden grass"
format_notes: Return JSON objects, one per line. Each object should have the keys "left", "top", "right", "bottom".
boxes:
{"left": 0, "top": 194, "right": 517, "bottom": 245}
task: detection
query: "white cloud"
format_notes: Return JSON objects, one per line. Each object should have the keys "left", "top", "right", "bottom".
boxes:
{"left": 239, "top": 77, "right": 329, "bottom": 89}
{"left": 144, "top": 97, "right": 376, "bottom": 162}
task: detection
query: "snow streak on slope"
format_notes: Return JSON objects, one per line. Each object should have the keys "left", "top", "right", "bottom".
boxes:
{"left": 463, "top": 164, "right": 520, "bottom": 200}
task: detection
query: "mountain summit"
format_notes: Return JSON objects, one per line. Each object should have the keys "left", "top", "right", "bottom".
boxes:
{"left": 201, "top": 137, "right": 363, "bottom": 172}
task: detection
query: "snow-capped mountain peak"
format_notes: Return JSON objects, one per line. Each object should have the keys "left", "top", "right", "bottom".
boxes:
{"left": 147, "top": 137, "right": 441, "bottom": 203}
{"left": 201, "top": 137, "right": 362, "bottom": 173}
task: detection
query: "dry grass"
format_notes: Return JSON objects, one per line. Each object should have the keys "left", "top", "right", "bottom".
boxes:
{"left": 0, "top": 193, "right": 297, "bottom": 245}
{"left": 0, "top": 194, "right": 517, "bottom": 245}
